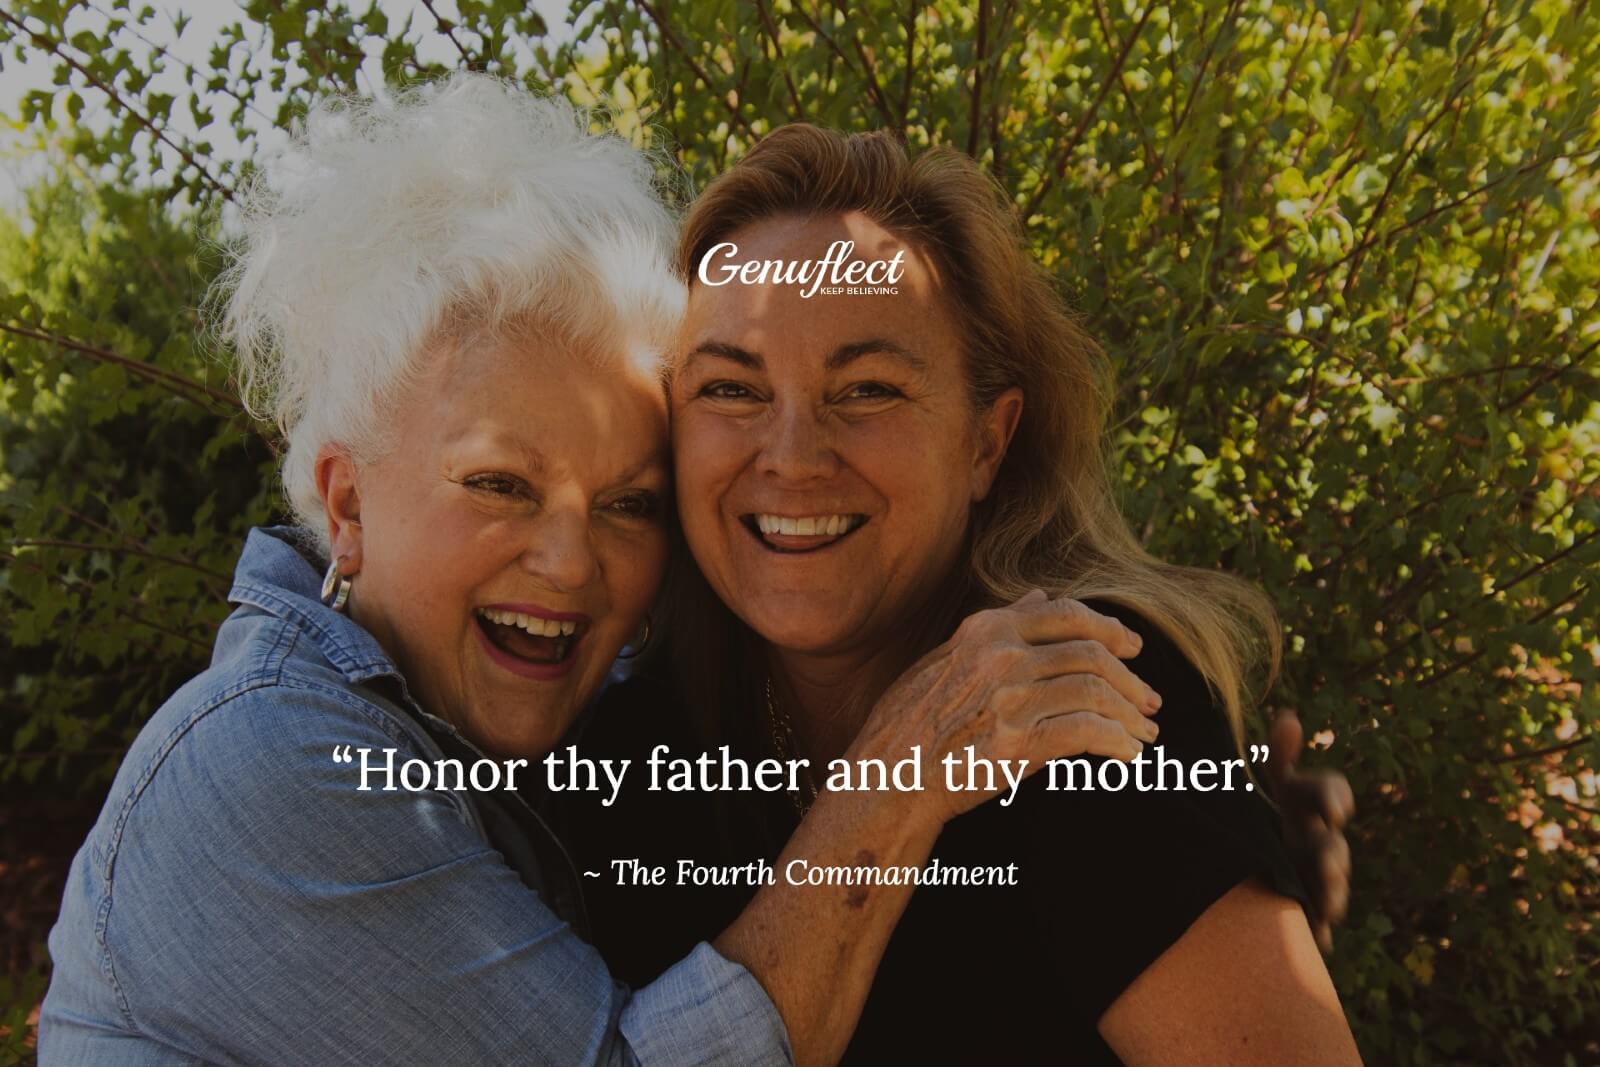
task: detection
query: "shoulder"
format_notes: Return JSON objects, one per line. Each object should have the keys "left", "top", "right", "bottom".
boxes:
{"left": 100, "top": 655, "right": 475, "bottom": 896}
{"left": 1000, "top": 597, "right": 1287, "bottom": 853}
{"left": 117, "top": 607, "right": 428, "bottom": 784}
{"left": 116, "top": 630, "right": 428, "bottom": 796}
{"left": 946, "top": 597, "right": 1310, "bottom": 1023}
{"left": 1077, "top": 597, "right": 1214, "bottom": 706}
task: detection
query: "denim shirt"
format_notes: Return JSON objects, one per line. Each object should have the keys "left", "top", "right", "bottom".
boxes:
{"left": 39, "top": 526, "right": 793, "bottom": 1066}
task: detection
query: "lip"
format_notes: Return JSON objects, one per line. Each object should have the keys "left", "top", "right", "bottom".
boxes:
{"left": 473, "top": 613, "right": 583, "bottom": 681}
{"left": 738, "top": 512, "right": 869, "bottom": 555}
{"left": 480, "top": 602, "right": 591, "bottom": 624}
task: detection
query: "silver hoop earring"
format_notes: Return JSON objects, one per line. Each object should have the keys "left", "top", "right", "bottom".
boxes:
{"left": 320, "top": 559, "right": 352, "bottom": 612}
{"left": 617, "top": 614, "right": 652, "bottom": 659}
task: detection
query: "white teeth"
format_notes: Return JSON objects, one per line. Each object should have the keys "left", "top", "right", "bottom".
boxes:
{"left": 478, "top": 609, "right": 578, "bottom": 637}
{"left": 755, "top": 514, "right": 859, "bottom": 537}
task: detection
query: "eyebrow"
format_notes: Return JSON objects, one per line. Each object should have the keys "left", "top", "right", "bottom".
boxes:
{"left": 513, "top": 441, "right": 548, "bottom": 475}
{"left": 448, "top": 436, "right": 665, "bottom": 487}
{"left": 826, "top": 339, "right": 926, "bottom": 373}
{"left": 684, "top": 338, "right": 926, "bottom": 373}
{"left": 684, "top": 341, "right": 763, "bottom": 370}
{"left": 610, "top": 446, "right": 672, "bottom": 487}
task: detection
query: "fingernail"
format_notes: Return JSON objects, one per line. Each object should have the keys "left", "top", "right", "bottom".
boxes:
{"left": 1144, "top": 722, "right": 1160, "bottom": 742}
{"left": 1127, "top": 628, "right": 1143, "bottom": 649}
{"left": 1146, "top": 687, "right": 1162, "bottom": 709}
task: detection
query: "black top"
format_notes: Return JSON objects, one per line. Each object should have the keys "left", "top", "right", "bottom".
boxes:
{"left": 560, "top": 599, "right": 1310, "bottom": 1064}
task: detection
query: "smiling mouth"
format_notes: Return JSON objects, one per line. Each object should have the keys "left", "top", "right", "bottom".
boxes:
{"left": 741, "top": 513, "right": 869, "bottom": 554}
{"left": 474, "top": 608, "right": 585, "bottom": 666}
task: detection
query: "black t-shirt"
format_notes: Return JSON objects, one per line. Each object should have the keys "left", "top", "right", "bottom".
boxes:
{"left": 560, "top": 600, "right": 1311, "bottom": 1063}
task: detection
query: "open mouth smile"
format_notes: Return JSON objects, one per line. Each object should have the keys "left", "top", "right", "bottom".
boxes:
{"left": 740, "top": 512, "right": 869, "bottom": 554}
{"left": 473, "top": 606, "right": 588, "bottom": 679}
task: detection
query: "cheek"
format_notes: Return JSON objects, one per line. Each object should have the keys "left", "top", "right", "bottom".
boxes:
{"left": 672, "top": 411, "right": 742, "bottom": 525}
{"left": 846, "top": 413, "right": 967, "bottom": 501}
{"left": 604, "top": 530, "right": 670, "bottom": 617}
{"left": 406, "top": 513, "right": 505, "bottom": 595}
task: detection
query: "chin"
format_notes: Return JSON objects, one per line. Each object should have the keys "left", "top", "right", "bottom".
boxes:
{"left": 476, "top": 722, "right": 563, "bottom": 763}
{"left": 470, "top": 696, "right": 572, "bottom": 761}
{"left": 741, "top": 605, "right": 867, "bottom": 657}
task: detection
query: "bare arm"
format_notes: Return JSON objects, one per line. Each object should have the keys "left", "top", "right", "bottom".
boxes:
{"left": 713, "top": 788, "right": 940, "bottom": 1067}
{"left": 1099, "top": 878, "right": 1363, "bottom": 1066}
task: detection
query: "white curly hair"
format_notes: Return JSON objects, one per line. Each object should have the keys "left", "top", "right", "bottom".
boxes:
{"left": 212, "top": 74, "right": 684, "bottom": 547}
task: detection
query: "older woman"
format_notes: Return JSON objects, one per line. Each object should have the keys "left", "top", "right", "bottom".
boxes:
{"left": 569, "top": 125, "right": 1362, "bottom": 1064}
{"left": 38, "top": 81, "right": 1164, "bottom": 1066}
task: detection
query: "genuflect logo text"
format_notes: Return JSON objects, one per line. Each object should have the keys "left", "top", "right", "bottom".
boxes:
{"left": 697, "top": 240, "right": 905, "bottom": 298}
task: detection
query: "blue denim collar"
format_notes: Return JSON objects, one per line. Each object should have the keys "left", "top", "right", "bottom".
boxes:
{"left": 226, "top": 525, "right": 404, "bottom": 688}
{"left": 226, "top": 526, "right": 635, "bottom": 744}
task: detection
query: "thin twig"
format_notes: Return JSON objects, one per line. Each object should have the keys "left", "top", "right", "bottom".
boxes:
{"left": 754, "top": 0, "right": 806, "bottom": 120}
{"left": 632, "top": 0, "right": 756, "bottom": 135}
{"left": 1023, "top": 3, "right": 1156, "bottom": 218}
{"left": 81, "top": 0, "right": 278, "bottom": 129}
{"left": 0, "top": 8, "right": 234, "bottom": 203}
{"left": 1488, "top": 734, "right": 1595, "bottom": 765}
{"left": 11, "top": 540, "right": 232, "bottom": 583}
{"left": 1417, "top": 581, "right": 1588, "bottom": 690}
{"left": 967, "top": 0, "right": 989, "bottom": 156}
{"left": 0, "top": 321, "right": 242, "bottom": 411}
{"left": 1487, "top": 528, "right": 1600, "bottom": 602}
{"left": 1498, "top": 335, "right": 1600, "bottom": 412}
{"left": 899, "top": 0, "right": 917, "bottom": 132}
{"left": 420, "top": 0, "right": 478, "bottom": 67}
{"left": 792, "top": 0, "right": 897, "bottom": 126}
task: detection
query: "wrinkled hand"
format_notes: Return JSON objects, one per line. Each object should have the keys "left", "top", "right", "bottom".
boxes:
{"left": 851, "top": 590, "right": 1163, "bottom": 829}
{"left": 1267, "top": 709, "right": 1356, "bottom": 954}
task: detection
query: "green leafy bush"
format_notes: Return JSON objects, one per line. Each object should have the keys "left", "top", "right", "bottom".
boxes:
{"left": 3, "top": 1, "right": 1596, "bottom": 1062}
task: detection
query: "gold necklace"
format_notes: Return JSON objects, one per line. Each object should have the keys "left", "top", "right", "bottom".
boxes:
{"left": 765, "top": 677, "right": 819, "bottom": 818}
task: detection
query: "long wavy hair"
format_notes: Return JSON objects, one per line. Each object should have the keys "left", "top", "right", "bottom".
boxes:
{"left": 667, "top": 124, "right": 1281, "bottom": 757}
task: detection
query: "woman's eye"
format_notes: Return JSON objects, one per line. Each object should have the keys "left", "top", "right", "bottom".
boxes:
{"left": 843, "top": 382, "right": 904, "bottom": 401}
{"left": 700, "top": 381, "right": 757, "bottom": 401}
{"left": 464, "top": 474, "right": 527, "bottom": 497}
{"left": 609, "top": 492, "right": 663, "bottom": 519}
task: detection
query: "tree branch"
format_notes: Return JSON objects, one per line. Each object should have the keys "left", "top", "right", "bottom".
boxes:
{"left": 792, "top": 0, "right": 897, "bottom": 126}
{"left": 12, "top": 539, "right": 232, "bottom": 584}
{"left": 419, "top": 0, "right": 479, "bottom": 68}
{"left": 1023, "top": 2, "right": 1155, "bottom": 219}
{"left": 1488, "top": 528, "right": 1600, "bottom": 602}
{"left": 632, "top": 0, "right": 756, "bottom": 136}
{"left": 754, "top": 0, "right": 806, "bottom": 120}
{"left": 1488, "top": 734, "right": 1595, "bottom": 765}
{"left": 0, "top": 321, "right": 243, "bottom": 411}
{"left": 0, "top": 8, "right": 235, "bottom": 203}
{"left": 1498, "top": 334, "right": 1600, "bottom": 412}
{"left": 1416, "top": 581, "right": 1588, "bottom": 690}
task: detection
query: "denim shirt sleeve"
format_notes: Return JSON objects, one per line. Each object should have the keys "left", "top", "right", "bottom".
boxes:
{"left": 96, "top": 675, "right": 791, "bottom": 1066}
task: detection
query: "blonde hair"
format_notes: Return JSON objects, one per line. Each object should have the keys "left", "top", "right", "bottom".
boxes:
{"left": 211, "top": 74, "right": 684, "bottom": 546}
{"left": 676, "top": 125, "right": 1281, "bottom": 749}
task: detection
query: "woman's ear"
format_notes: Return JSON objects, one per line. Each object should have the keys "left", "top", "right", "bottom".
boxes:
{"left": 971, "top": 387, "right": 1024, "bottom": 503}
{"left": 314, "top": 446, "right": 364, "bottom": 575}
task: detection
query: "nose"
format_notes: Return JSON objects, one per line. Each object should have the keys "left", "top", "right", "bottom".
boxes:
{"left": 520, "top": 504, "right": 599, "bottom": 592}
{"left": 759, "top": 401, "right": 838, "bottom": 483}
